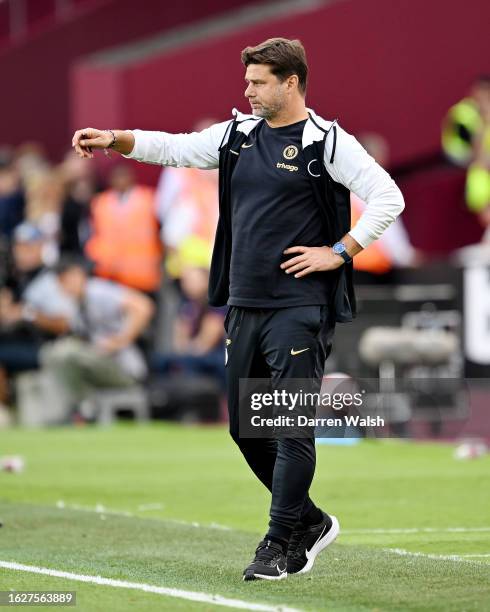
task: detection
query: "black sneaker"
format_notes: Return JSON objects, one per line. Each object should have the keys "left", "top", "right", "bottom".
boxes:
{"left": 287, "top": 512, "right": 339, "bottom": 575}
{"left": 243, "top": 539, "right": 288, "bottom": 581}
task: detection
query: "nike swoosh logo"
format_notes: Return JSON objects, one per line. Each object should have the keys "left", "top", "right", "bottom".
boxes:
{"left": 276, "top": 563, "right": 287, "bottom": 573}
{"left": 290, "top": 348, "right": 310, "bottom": 356}
{"left": 305, "top": 525, "right": 328, "bottom": 560}
{"left": 241, "top": 142, "right": 254, "bottom": 148}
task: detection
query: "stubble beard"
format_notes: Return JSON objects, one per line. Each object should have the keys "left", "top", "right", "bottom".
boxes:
{"left": 252, "top": 94, "right": 284, "bottom": 121}
{"left": 253, "top": 105, "right": 276, "bottom": 120}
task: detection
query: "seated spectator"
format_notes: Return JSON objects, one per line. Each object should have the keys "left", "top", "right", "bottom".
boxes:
{"left": 40, "top": 258, "right": 154, "bottom": 420}
{"left": 85, "top": 164, "right": 162, "bottom": 296}
{"left": 151, "top": 264, "right": 225, "bottom": 389}
{"left": 0, "top": 223, "right": 76, "bottom": 408}
{"left": 442, "top": 75, "right": 490, "bottom": 167}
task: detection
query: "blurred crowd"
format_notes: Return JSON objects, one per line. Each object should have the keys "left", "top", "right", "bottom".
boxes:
{"left": 1, "top": 80, "right": 489, "bottom": 426}
{"left": 0, "top": 130, "right": 224, "bottom": 425}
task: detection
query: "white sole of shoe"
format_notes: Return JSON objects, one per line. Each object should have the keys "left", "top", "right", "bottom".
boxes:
{"left": 244, "top": 572, "right": 288, "bottom": 581}
{"left": 296, "top": 514, "right": 340, "bottom": 575}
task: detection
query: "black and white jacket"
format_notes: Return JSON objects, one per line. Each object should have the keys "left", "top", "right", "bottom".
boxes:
{"left": 125, "top": 108, "right": 405, "bottom": 321}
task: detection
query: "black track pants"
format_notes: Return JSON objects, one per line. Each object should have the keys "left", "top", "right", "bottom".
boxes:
{"left": 225, "top": 305, "right": 334, "bottom": 541}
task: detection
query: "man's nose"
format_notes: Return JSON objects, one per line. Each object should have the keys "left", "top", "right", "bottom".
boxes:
{"left": 245, "top": 84, "right": 254, "bottom": 98}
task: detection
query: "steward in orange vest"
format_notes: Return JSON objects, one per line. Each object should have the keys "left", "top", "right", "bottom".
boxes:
{"left": 350, "top": 193, "right": 417, "bottom": 274}
{"left": 85, "top": 165, "right": 162, "bottom": 292}
{"left": 351, "top": 133, "right": 418, "bottom": 275}
{"left": 350, "top": 194, "right": 392, "bottom": 274}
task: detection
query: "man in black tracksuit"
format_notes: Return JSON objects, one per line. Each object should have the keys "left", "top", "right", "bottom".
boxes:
{"left": 224, "top": 116, "right": 337, "bottom": 560}
{"left": 73, "top": 37, "right": 405, "bottom": 581}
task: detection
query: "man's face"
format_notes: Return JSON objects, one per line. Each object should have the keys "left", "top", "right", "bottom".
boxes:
{"left": 110, "top": 166, "right": 134, "bottom": 193}
{"left": 244, "top": 64, "right": 287, "bottom": 120}
{"left": 0, "top": 166, "right": 20, "bottom": 196}
{"left": 180, "top": 267, "right": 209, "bottom": 301}
{"left": 13, "top": 241, "right": 43, "bottom": 272}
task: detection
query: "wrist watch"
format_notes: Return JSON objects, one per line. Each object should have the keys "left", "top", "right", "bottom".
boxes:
{"left": 332, "top": 241, "right": 352, "bottom": 264}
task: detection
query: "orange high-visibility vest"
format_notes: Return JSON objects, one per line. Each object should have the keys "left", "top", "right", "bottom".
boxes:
{"left": 161, "top": 167, "right": 219, "bottom": 277}
{"left": 350, "top": 194, "right": 392, "bottom": 274}
{"left": 85, "top": 186, "right": 162, "bottom": 292}
{"left": 179, "top": 168, "right": 219, "bottom": 245}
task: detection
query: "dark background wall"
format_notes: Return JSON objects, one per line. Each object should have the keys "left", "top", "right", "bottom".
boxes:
{"left": 0, "top": 0, "right": 260, "bottom": 157}
{"left": 73, "top": 0, "right": 489, "bottom": 167}
{"left": 2, "top": 0, "right": 487, "bottom": 253}
{"left": 71, "top": 0, "right": 489, "bottom": 252}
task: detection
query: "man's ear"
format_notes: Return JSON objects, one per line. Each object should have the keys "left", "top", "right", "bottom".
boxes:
{"left": 286, "top": 74, "right": 299, "bottom": 92}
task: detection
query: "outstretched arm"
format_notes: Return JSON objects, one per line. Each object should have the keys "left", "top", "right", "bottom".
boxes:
{"left": 72, "top": 121, "right": 232, "bottom": 170}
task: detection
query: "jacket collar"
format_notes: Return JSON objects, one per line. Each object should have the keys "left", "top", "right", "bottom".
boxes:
{"left": 232, "top": 108, "right": 261, "bottom": 136}
{"left": 231, "top": 107, "right": 334, "bottom": 148}
{"left": 303, "top": 108, "right": 335, "bottom": 148}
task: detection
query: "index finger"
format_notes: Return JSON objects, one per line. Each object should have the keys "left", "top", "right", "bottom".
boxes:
{"left": 281, "top": 254, "right": 307, "bottom": 269}
{"left": 283, "top": 246, "right": 308, "bottom": 255}
{"left": 72, "top": 128, "right": 95, "bottom": 147}
{"left": 72, "top": 130, "right": 84, "bottom": 147}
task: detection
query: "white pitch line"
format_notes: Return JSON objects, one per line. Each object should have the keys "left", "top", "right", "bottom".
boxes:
{"left": 137, "top": 503, "right": 165, "bottom": 512}
{"left": 55, "top": 501, "right": 232, "bottom": 530}
{"left": 166, "top": 518, "right": 232, "bottom": 531}
{"left": 0, "top": 561, "right": 301, "bottom": 612}
{"left": 384, "top": 548, "right": 489, "bottom": 564}
{"left": 55, "top": 503, "right": 490, "bottom": 536}
{"left": 56, "top": 501, "right": 134, "bottom": 518}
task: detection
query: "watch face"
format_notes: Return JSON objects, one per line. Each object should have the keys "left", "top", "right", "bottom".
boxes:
{"left": 333, "top": 243, "right": 346, "bottom": 255}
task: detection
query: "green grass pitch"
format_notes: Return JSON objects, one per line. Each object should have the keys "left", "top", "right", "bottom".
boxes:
{"left": 0, "top": 424, "right": 489, "bottom": 611}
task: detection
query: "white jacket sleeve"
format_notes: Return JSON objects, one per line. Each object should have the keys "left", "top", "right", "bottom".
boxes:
{"left": 123, "top": 120, "right": 232, "bottom": 170}
{"left": 324, "top": 125, "right": 405, "bottom": 248}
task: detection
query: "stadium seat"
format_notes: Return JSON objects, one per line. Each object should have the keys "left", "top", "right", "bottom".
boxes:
{"left": 359, "top": 327, "right": 457, "bottom": 367}
{"left": 90, "top": 386, "right": 150, "bottom": 425}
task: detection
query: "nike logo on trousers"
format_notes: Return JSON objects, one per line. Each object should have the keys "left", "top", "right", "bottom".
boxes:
{"left": 290, "top": 348, "right": 310, "bottom": 356}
